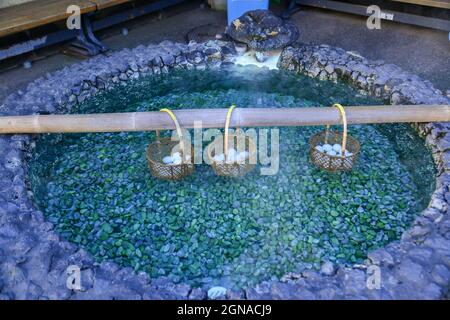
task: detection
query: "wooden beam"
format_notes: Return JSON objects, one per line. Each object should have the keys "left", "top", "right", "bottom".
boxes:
{"left": 296, "top": 0, "right": 450, "bottom": 31}
{"left": 92, "top": 0, "right": 132, "bottom": 10}
{"left": 0, "top": 105, "right": 448, "bottom": 134}
{"left": 390, "top": 0, "right": 450, "bottom": 10}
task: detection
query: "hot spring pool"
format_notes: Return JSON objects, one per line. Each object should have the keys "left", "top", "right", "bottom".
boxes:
{"left": 27, "top": 66, "right": 436, "bottom": 289}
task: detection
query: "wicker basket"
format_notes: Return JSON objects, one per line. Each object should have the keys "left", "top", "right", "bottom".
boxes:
{"left": 206, "top": 105, "right": 257, "bottom": 177}
{"left": 146, "top": 109, "right": 194, "bottom": 180}
{"left": 310, "top": 104, "right": 360, "bottom": 172}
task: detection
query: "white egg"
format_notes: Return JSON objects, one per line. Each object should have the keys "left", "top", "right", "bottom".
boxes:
{"left": 226, "top": 155, "right": 237, "bottom": 164}
{"left": 345, "top": 150, "right": 353, "bottom": 157}
{"left": 171, "top": 151, "right": 181, "bottom": 158}
{"left": 322, "top": 144, "right": 332, "bottom": 152}
{"left": 336, "top": 151, "right": 349, "bottom": 157}
{"left": 315, "top": 145, "right": 324, "bottom": 153}
{"left": 327, "top": 150, "right": 337, "bottom": 156}
{"left": 225, "top": 148, "right": 237, "bottom": 163}
{"left": 171, "top": 153, "right": 182, "bottom": 164}
{"left": 162, "top": 156, "right": 173, "bottom": 164}
{"left": 236, "top": 151, "right": 249, "bottom": 162}
{"left": 332, "top": 144, "right": 342, "bottom": 152}
{"left": 227, "top": 148, "right": 237, "bottom": 158}
{"left": 213, "top": 153, "right": 225, "bottom": 163}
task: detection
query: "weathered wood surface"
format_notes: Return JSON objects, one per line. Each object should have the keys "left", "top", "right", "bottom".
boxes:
{"left": 92, "top": 0, "right": 132, "bottom": 10}
{"left": 0, "top": 0, "right": 97, "bottom": 37}
{"left": 391, "top": 0, "right": 450, "bottom": 9}
{"left": 0, "top": 0, "right": 134, "bottom": 37}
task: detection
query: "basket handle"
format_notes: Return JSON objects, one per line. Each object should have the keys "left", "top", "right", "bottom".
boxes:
{"left": 224, "top": 104, "right": 240, "bottom": 159}
{"left": 325, "top": 103, "right": 347, "bottom": 156}
{"left": 160, "top": 108, "right": 185, "bottom": 156}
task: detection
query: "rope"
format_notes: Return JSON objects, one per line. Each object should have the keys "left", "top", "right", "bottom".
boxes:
{"left": 224, "top": 104, "right": 236, "bottom": 158}
{"left": 160, "top": 108, "right": 185, "bottom": 155}
{"left": 325, "top": 103, "right": 347, "bottom": 156}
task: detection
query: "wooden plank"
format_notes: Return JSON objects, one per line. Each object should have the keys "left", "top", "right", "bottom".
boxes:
{"left": 92, "top": 0, "right": 133, "bottom": 10}
{"left": 0, "top": 0, "right": 97, "bottom": 37}
{"left": 390, "top": 0, "right": 450, "bottom": 9}
{"left": 297, "top": 0, "right": 450, "bottom": 31}
{"left": 0, "top": 105, "right": 448, "bottom": 134}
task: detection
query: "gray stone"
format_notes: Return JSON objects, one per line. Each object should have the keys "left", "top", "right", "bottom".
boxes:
{"left": 317, "top": 286, "right": 341, "bottom": 300}
{"left": 396, "top": 259, "right": 427, "bottom": 286}
{"left": 364, "top": 288, "right": 393, "bottom": 300}
{"left": 141, "top": 288, "right": 165, "bottom": 300}
{"left": 430, "top": 264, "right": 450, "bottom": 286}
{"left": 320, "top": 261, "right": 335, "bottom": 276}
{"left": 226, "top": 289, "right": 245, "bottom": 300}
{"left": 430, "top": 196, "right": 448, "bottom": 213}
{"left": 367, "top": 248, "right": 394, "bottom": 267}
{"left": 160, "top": 54, "right": 175, "bottom": 66}
{"left": 438, "top": 219, "right": 450, "bottom": 238}
{"left": 421, "top": 283, "right": 443, "bottom": 300}
{"left": 25, "top": 281, "right": 43, "bottom": 299}
{"left": 226, "top": 10, "right": 299, "bottom": 51}
{"left": 245, "top": 282, "right": 272, "bottom": 300}
{"left": 270, "top": 282, "right": 298, "bottom": 299}
{"left": 80, "top": 268, "right": 95, "bottom": 291}
{"left": 0, "top": 293, "right": 12, "bottom": 300}
{"left": 422, "top": 208, "right": 444, "bottom": 222}
{"left": 387, "top": 282, "right": 421, "bottom": 299}
{"left": 10, "top": 233, "right": 35, "bottom": 256}
{"left": 173, "top": 283, "right": 191, "bottom": 299}
{"left": 324, "top": 64, "right": 335, "bottom": 74}
{"left": 407, "top": 225, "right": 432, "bottom": 240}
{"left": 437, "top": 252, "right": 450, "bottom": 268}
{"left": 339, "top": 269, "right": 367, "bottom": 295}
{"left": 0, "top": 223, "right": 21, "bottom": 238}
{"left": 424, "top": 234, "right": 450, "bottom": 251}
{"left": 301, "top": 269, "right": 322, "bottom": 282}
{"left": 189, "top": 287, "right": 206, "bottom": 300}
{"left": 1, "top": 261, "right": 28, "bottom": 284}
{"left": 292, "top": 288, "right": 316, "bottom": 300}
{"left": 407, "top": 247, "right": 434, "bottom": 264}
{"left": 436, "top": 136, "right": 450, "bottom": 152}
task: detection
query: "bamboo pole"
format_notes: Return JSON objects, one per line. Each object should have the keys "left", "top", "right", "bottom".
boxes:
{"left": 0, "top": 105, "right": 448, "bottom": 134}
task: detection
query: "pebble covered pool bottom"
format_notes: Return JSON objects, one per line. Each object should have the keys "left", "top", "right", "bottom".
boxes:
{"left": 28, "top": 67, "right": 436, "bottom": 290}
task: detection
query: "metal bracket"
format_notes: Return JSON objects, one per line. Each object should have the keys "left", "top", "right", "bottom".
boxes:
{"left": 68, "top": 14, "right": 108, "bottom": 56}
{"left": 82, "top": 14, "right": 108, "bottom": 53}
{"left": 282, "top": 0, "right": 302, "bottom": 19}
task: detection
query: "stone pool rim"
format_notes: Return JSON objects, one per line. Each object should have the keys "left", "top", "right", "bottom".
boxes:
{"left": 0, "top": 39, "right": 449, "bottom": 300}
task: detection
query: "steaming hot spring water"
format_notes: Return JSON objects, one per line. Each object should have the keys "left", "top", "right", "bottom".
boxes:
{"left": 28, "top": 65, "right": 435, "bottom": 290}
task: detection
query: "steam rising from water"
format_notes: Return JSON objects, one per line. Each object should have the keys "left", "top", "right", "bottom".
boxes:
{"left": 233, "top": 49, "right": 282, "bottom": 70}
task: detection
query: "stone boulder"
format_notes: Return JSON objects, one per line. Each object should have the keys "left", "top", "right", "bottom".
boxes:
{"left": 226, "top": 10, "right": 299, "bottom": 51}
